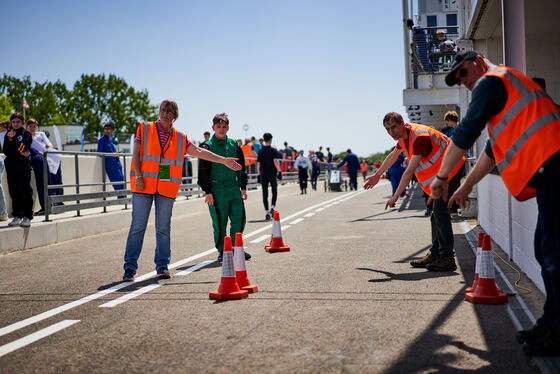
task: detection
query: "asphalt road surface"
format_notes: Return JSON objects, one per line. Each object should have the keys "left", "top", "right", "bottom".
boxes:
{"left": 0, "top": 180, "right": 540, "bottom": 373}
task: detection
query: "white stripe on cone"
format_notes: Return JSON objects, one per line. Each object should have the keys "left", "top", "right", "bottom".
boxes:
{"left": 233, "top": 246, "right": 246, "bottom": 271}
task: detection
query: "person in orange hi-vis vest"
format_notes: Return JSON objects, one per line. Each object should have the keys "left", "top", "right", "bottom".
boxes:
{"left": 122, "top": 100, "right": 242, "bottom": 282}
{"left": 431, "top": 51, "right": 560, "bottom": 356}
{"left": 364, "top": 112, "right": 465, "bottom": 273}
{"left": 360, "top": 160, "right": 369, "bottom": 181}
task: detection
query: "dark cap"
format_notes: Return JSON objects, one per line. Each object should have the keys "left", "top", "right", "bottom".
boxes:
{"left": 103, "top": 123, "right": 114, "bottom": 129}
{"left": 445, "top": 51, "right": 480, "bottom": 86}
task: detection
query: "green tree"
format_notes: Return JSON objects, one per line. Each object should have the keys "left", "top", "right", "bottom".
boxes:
{"left": 0, "top": 94, "right": 14, "bottom": 121}
{"left": 0, "top": 75, "right": 73, "bottom": 125}
{"left": 71, "top": 73, "right": 157, "bottom": 135}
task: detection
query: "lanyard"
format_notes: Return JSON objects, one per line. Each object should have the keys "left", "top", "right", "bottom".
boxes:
{"left": 155, "top": 120, "right": 172, "bottom": 157}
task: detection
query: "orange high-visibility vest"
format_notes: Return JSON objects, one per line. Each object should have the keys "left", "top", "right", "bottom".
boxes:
{"left": 360, "top": 162, "right": 368, "bottom": 173}
{"left": 484, "top": 65, "right": 560, "bottom": 201}
{"left": 398, "top": 123, "right": 465, "bottom": 195}
{"left": 130, "top": 121, "right": 187, "bottom": 199}
{"left": 241, "top": 144, "right": 256, "bottom": 166}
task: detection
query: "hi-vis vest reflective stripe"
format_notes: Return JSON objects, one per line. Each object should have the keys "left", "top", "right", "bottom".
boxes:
{"left": 130, "top": 121, "right": 187, "bottom": 199}
{"left": 484, "top": 65, "right": 560, "bottom": 201}
{"left": 241, "top": 144, "right": 256, "bottom": 165}
{"left": 398, "top": 123, "right": 465, "bottom": 195}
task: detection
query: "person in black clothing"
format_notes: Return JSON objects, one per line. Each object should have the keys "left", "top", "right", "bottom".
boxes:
{"left": 3, "top": 113, "right": 33, "bottom": 227}
{"left": 257, "top": 132, "right": 281, "bottom": 221}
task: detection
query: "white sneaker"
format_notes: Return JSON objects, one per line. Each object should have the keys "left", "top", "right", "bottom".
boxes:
{"left": 8, "top": 217, "right": 22, "bottom": 226}
{"left": 20, "top": 218, "right": 31, "bottom": 227}
{"left": 0, "top": 213, "right": 8, "bottom": 221}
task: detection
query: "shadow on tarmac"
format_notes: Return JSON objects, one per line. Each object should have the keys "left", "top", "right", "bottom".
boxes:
{"left": 356, "top": 267, "right": 458, "bottom": 283}
{"left": 382, "top": 231, "right": 538, "bottom": 373}
{"left": 393, "top": 245, "right": 432, "bottom": 263}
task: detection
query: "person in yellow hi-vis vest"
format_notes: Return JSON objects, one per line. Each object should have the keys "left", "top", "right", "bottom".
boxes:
{"left": 123, "top": 100, "right": 241, "bottom": 282}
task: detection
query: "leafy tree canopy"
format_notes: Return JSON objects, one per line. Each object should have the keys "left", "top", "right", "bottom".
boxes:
{"left": 0, "top": 73, "right": 158, "bottom": 135}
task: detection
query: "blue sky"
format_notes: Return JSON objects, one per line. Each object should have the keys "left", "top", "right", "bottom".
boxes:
{"left": 2, "top": 0, "right": 408, "bottom": 157}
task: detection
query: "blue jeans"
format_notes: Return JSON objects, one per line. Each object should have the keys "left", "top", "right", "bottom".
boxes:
{"left": 0, "top": 157, "right": 6, "bottom": 215}
{"left": 123, "top": 193, "right": 175, "bottom": 274}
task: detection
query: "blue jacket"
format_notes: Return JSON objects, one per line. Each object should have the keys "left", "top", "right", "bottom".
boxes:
{"left": 97, "top": 135, "right": 122, "bottom": 168}
{"left": 338, "top": 153, "right": 360, "bottom": 173}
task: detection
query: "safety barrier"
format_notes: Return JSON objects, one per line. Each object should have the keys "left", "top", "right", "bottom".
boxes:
{"left": 37, "top": 151, "right": 325, "bottom": 221}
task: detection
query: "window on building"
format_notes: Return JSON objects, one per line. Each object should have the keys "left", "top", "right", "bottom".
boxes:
{"left": 446, "top": 14, "right": 458, "bottom": 34}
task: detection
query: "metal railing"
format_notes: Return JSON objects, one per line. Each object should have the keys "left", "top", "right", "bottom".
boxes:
{"left": 410, "top": 26, "right": 459, "bottom": 76}
{"left": 39, "top": 152, "right": 336, "bottom": 222}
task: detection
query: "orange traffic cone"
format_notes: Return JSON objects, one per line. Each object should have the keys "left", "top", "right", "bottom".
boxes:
{"left": 209, "top": 236, "right": 249, "bottom": 301}
{"left": 233, "top": 233, "right": 258, "bottom": 293}
{"left": 465, "top": 232, "right": 485, "bottom": 294}
{"left": 465, "top": 235, "right": 508, "bottom": 304}
{"left": 265, "top": 211, "right": 290, "bottom": 253}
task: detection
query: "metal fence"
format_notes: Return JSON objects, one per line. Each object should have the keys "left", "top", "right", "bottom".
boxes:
{"left": 40, "top": 151, "right": 340, "bottom": 221}
{"left": 410, "top": 26, "right": 459, "bottom": 76}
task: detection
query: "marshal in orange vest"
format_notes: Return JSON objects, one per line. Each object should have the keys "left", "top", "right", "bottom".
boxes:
{"left": 398, "top": 123, "right": 465, "bottom": 195}
{"left": 241, "top": 143, "right": 256, "bottom": 166}
{"left": 130, "top": 121, "right": 188, "bottom": 199}
{"left": 484, "top": 66, "right": 560, "bottom": 201}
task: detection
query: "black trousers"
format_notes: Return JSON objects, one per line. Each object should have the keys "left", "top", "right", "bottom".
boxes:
{"left": 429, "top": 165, "right": 464, "bottom": 257}
{"left": 261, "top": 174, "right": 277, "bottom": 211}
{"left": 5, "top": 158, "right": 34, "bottom": 219}
{"left": 298, "top": 167, "right": 308, "bottom": 190}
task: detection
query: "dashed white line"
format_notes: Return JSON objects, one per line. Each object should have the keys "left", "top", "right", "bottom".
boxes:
{"left": 315, "top": 208, "right": 325, "bottom": 212}
{"left": 304, "top": 213, "right": 315, "bottom": 218}
{"left": 175, "top": 260, "right": 215, "bottom": 276}
{"left": 250, "top": 234, "right": 270, "bottom": 244}
{"left": 0, "top": 320, "right": 80, "bottom": 357}
{"left": 99, "top": 284, "right": 161, "bottom": 308}
{"left": 0, "top": 188, "right": 370, "bottom": 337}
{"left": 289, "top": 218, "right": 304, "bottom": 225}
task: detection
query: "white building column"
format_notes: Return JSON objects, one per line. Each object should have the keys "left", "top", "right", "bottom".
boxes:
{"left": 502, "top": 0, "right": 526, "bottom": 72}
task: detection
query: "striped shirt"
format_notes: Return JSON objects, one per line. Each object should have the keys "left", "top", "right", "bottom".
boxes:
{"left": 135, "top": 120, "right": 192, "bottom": 153}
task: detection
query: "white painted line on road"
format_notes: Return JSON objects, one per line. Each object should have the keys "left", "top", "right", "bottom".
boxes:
{"left": 0, "top": 187, "right": 373, "bottom": 337}
{"left": 304, "top": 213, "right": 315, "bottom": 218}
{"left": 0, "top": 249, "right": 213, "bottom": 338}
{"left": 282, "top": 225, "right": 291, "bottom": 230}
{"left": 175, "top": 260, "right": 215, "bottom": 276}
{"left": 250, "top": 234, "right": 270, "bottom": 244}
{"left": 0, "top": 320, "right": 80, "bottom": 358}
{"left": 99, "top": 284, "right": 161, "bottom": 308}
{"left": 289, "top": 218, "right": 304, "bottom": 225}
{"left": 315, "top": 208, "right": 325, "bottom": 212}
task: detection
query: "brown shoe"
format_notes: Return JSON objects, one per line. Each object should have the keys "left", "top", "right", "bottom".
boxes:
{"left": 426, "top": 256, "right": 457, "bottom": 272}
{"left": 411, "top": 252, "right": 437, "bottom": 268}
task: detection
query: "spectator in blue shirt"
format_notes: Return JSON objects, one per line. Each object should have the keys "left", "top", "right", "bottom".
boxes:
{"left": 338, "top": 149, "right": 360, "bottom": 190}
{"left": 97, "top": 124, "right": 125, "bottom": 194}
{"left": 441, "top": 111, "right": 459, "bottom": 138}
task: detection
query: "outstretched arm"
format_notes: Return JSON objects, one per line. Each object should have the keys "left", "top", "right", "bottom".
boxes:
{"left": 385, "top": 155, "right": 420, "bottom": 209}
{"left": 364, "top": 147, "right": 400, "bottom": 189}
{"left": 187, "top": 143, "right": 241, "bottom": 171}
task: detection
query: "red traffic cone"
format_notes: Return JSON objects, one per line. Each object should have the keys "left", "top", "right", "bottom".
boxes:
{"left": 465, "top": 235, "right": 508, "bottom": 304}
{"left": 233, "top": 233, "right": 258, "bottom": 293}
{"left": 465, "top": 232, "right": 485, "bottom": 294}
{"left": 265, "top": 211, "right": 290, "bottom": 253}
{"left": 209, "top": 236, "right": 249, "bottom": 300}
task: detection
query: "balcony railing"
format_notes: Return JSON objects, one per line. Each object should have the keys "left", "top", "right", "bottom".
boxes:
{"left": 410, "top": 26, "right": 459, "bottom": 82}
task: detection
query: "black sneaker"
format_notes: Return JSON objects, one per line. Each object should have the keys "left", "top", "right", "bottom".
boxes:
{"left": 217, "top": 253, "right": 223, "bottom": 262}
{"left": 123, "top": 270, "right": 136, "bottom": 282}
{"left": 518, "top": 320, "right": 551, "bottom": 344}
{"left": 244, "top": 251, "right": 252, "bottom": 261}
{"left": 523, "top": 329, "right": 560, "bottom": 356}
{"left": 265, "top": 213, "right": 271, "bottom": 221}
